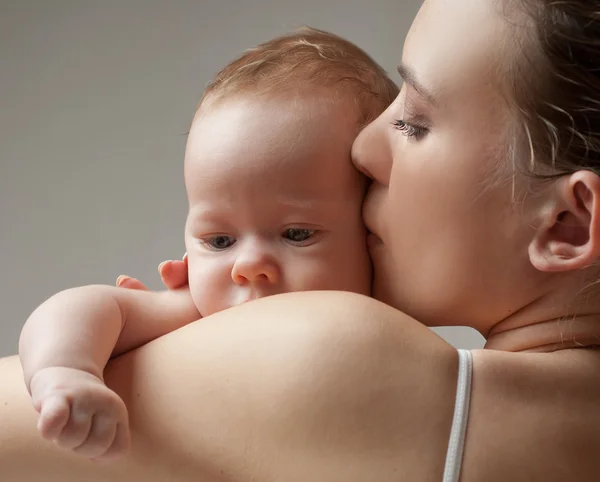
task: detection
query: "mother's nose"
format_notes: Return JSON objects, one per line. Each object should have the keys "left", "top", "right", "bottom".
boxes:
{"left": 351, "top": 116, "right": 393, "bottom": 186}
{"left": 231, "top": 244, "right": 280, "bottom": 285}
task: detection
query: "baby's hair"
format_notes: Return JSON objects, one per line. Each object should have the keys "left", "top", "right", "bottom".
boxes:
{"left": 196, "top": 26, "right": 399, "bottom": 128}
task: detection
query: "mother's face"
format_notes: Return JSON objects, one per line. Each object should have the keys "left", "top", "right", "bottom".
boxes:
{"left": 352, "top": 0, "right": 544, "bottom": 331}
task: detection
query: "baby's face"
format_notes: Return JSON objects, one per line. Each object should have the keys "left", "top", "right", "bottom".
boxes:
{"left": 183, "top": 94, "right": 371, "bottom": 316}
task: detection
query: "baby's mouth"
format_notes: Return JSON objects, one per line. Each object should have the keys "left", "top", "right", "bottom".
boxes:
{"left": 232, "top": 290, "right": 267, "bottom": 307}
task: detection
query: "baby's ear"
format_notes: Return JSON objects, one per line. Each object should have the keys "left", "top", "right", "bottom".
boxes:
{"left": 529, "top": 170, "right": 600, "bottom": 272}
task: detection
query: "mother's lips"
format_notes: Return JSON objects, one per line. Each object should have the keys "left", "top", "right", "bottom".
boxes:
{"left": 367, "top": 232, "right": 383, "bottom": 247}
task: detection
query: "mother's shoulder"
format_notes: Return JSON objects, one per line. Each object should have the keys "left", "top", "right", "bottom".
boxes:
{"left": 204, "top": 290, "right": 458, "bottom": 361}
{"left": 260, "top": 290, "right": 452, "bottom": 337}
{"left": 161, "top": 290, "right": 461, "bottom": 405}
{"left": 127, "top": 290, "right": 460, "bottom": 410}
{"left": 118, "top": 290, "right": 462, "bottom": 481}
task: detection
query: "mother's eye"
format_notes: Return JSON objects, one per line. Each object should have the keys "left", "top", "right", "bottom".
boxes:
{"left": 392, "top": 119, "right": 428, "bottom": 140}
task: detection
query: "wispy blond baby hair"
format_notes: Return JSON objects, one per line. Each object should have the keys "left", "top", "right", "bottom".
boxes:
{"left": 196, "top": 26, "right": 399, "bottom": 127}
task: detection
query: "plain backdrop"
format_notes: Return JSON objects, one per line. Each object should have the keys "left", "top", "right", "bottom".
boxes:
{"left": 0, "top": 0, "right": 484, "bottom": 357}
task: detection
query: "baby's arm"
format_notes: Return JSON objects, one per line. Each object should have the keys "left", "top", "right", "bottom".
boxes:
{"left": 18, "top": 285, "right": 200, "bottom": 460}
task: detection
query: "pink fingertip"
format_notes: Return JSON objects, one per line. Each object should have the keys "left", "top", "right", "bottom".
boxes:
{"left": 158, "top": 261, "right": 171, "bottom": 273}
{"left": 116, "top": 275, "right": 131, "bottom": 287}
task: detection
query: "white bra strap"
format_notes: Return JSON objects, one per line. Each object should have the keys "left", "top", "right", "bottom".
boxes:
{"left": 442, "top": 349, "right": 473, "bottom": 482}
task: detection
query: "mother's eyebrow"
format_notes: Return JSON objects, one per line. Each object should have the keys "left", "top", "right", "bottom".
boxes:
{"left": 397, "top": 62, "right": 438, "bottom": 107}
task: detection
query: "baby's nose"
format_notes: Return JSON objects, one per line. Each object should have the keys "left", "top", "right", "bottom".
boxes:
{"left": 231, "top": 248, "right": 280, "bottom": 285}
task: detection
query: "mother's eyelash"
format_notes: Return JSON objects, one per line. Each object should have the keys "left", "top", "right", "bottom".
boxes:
{"left": 391, "top": 119, "right": 428, "bottom": 139}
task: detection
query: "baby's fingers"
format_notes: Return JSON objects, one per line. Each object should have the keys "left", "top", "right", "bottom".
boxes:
{"left": 116, "top": 275, "right": 149, "bottom": 291}
{"left": 92, "top": 419, "right": 131, "bottom": 461}
{"left": 38, "top": 395, "right": 70, "bottom": 440}
{"left": 73, "top": 412, "right": 119, "bottom": 459}
{"left": 159, "top": 259, "right": 189, "bottom": 290}
{"left": 54, "top": 404, "right": 93, "bottom": 450}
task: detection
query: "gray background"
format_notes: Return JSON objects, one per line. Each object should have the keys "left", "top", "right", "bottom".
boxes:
{"left": 0, "top": 0, "right": 484, "bottom": 357}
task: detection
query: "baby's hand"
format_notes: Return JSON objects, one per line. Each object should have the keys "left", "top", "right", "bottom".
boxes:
{"left": 29, "top": 366, "right": 130, "bottom": 460}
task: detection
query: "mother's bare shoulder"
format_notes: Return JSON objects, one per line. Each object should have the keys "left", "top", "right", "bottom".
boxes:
{"left": 0, "top": 291, "right": 461, "bottom": 482}
{"left": 107, "top": 291, "right": 460, "bottom": 482}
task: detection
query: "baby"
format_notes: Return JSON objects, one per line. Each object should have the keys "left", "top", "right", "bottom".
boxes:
{"left": 18, "top": 27, "right": 399, "bottom": 460}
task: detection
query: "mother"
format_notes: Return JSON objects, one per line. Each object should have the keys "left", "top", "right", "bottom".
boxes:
{"left": 2, "top": 0, "right": 600, "bottom": 480}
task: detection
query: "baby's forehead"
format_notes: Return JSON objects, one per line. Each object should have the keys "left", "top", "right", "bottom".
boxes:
{"left": 184, "top": 96, "right": 364, "bottom": 205}
{"left": 187, "top": 95, "right": 360, "bottom": 170}
{"left": 186, "top": 158, "right": 362, "bottom": 228}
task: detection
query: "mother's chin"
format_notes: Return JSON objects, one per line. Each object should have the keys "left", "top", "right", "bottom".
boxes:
{"left": 368, "top": 240, "right": 398, "bottom": 300}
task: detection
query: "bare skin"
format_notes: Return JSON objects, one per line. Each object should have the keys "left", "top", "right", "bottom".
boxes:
{"left": 3, "top": 292, "right": 600, "bottom": 481}
{"left": 4, "top": 0, "right": 600, "bottom": 479}
{"left": 17, "top": 95, "right": 370, "bottom": 460}
{"left": 4, "top": 292, "right": 460, "bottom": 482}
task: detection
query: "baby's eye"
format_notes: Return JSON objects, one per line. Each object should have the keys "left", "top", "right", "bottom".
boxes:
{"left": 202, "top": 235, "right": 236, "bottom": 251}
{"left": 282, "top": 228, "right": 317, "bottom": 246}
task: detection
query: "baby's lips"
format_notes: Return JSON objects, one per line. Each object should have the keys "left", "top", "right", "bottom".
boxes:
{"left": 231, "top": 290, "right": 272, "bottom": 307}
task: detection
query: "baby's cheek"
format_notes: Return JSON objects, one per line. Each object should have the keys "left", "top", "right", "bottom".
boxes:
{"left": 187, "top": 258, "right": 232, "bottom": 317}
{"left": 321, "top": 233, "right": 371, "bottom": 295}
{"left": 290, "top": 249, "right": 357, "bottom": 293}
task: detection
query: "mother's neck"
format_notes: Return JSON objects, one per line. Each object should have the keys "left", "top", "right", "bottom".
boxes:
{"left": 485, "top": 285, "right": 600, "bottom": 353}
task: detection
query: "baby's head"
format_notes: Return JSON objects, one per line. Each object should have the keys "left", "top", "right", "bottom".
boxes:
{"left": 183, "top": 27, "right": 398, "bottom": 315}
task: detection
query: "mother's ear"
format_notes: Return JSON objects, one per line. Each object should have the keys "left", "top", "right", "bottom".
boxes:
{"left": 529, "top": 170, "right": 600, "bottom": 272}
